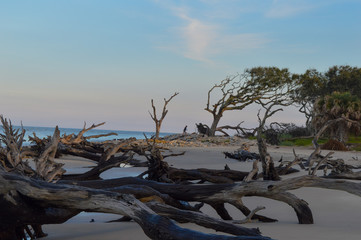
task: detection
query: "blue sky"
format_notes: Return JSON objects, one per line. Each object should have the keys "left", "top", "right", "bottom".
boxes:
{"left": 1, "top": 0, "right": 360, "bottom": 132}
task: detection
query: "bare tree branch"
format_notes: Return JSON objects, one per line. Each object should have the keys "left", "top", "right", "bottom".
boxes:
{"left": 149, "top": 92, "right": 179, "bottom": 139}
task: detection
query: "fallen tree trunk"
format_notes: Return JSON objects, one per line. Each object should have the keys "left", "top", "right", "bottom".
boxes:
{"left": 60, "top": 122, "right": 117, "bottom": 145}
{"left": 0, "top": 169, "right": 271, "bottom": 240}
{"left": 223, "top": 150, "right": 260, "bottom": 162}
{"left": 2, "top": 117, "right": 361, "bottom": 239}
{"left": 324, "top": 171, "right": 361, "bottom": 180}
{"left": 166, "top": 167, "right": 250, "bottom": 184}
{"left": 147, "top": 201, "right": 262, "bottom": 236}
{"left": 68, "top": 175, "right": 361, "bottom": 225}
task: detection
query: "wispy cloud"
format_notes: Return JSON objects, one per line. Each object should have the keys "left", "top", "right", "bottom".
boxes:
{"left": 157, "top": 5, "right": 268, "bottom": 64}
{"left": 265, "top": 0, "right": 315, "bottom": 18}
{"left": 173, "top": 7, "right": 217, "bottom": 63}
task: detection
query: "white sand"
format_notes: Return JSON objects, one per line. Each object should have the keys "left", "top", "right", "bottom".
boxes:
{"left": 43, "top": 145, "right": 361, "bottom": 240}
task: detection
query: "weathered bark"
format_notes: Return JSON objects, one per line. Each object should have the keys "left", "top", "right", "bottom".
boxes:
{"left": 72, "top": 175, "right": 360, "bottom": 224}
{"left": 324, "top": 171, "right": 361, "bottom": 180}
{"left": 209, "top": 115, "right": 222, "bottom": 137}
{"left": 62, "top": 152, "right": 132, "bottom": 181}
{"left": 0, "top": 170, "right": 272, "bottom": 240}
{"left": 216, "top": 123, "right": 246, "bottom": 136}
{"left": 28, "top": 123, "right": 122, "bottom": 162}
{"left": 277, "top": 149, "right": 304, "bottom": 176}
{"left": 134, "top": 140, "right": 173, "bottom": 182}
{"left": 196, "top": 123, "right": 211, "bottom": 135}
{"left": 244, "top": 160, "right": 259, "bottom": 182}
{"left": 223, "top": 150, "right": 260, "bottom": 162}
{"left": 106, "top": 184, "right": 202, "bottom": 212}
{"left": 0, "top": 116, "right": 34, "bottom": 175}
{"left": 134, "top": 141, "right": 250, "bottom": 184}
{"left": 326, "top": 159, "right": 361, "bottom": 174}
{"left": 58, "top": 138, "right": 138, "bottom": 163}
{"left": 229, "top": 199, "right": 277, "bottom": 223}
{"left": 58, "top": 139, "right": 141, "bottom": 180}
{"left": 69, "top": 175, "right": 326, "bottom": 224}
{"left": 34, "top": 126, "right": 65, "bottom": 182}
{"left": 60, "top": 122, "right": 117, "bottom": 145}
{"left": 147, "top": 201, "right": 263, "bottom": 237}
{"left": 149, "top": 92, "right": 178, "bottom": 139}
{"left": 167, "top": 167, "right": 250, "bottom": 184}
{"left": 257, "top": 138, "right": 280, "bottom": 181}
{"left": 254, "top": 77, "right": 295, "bottom": 180}
{"left": 306, "top": 117, "right": 360, "bottom": 173}
{"left": 3, "top": 116, "right": 361, "bottom": 239}
{"left": 309, "top": 152, "right": 334, "bottom": 176}
{"left": 204, "top": 71, "right": 286, "bottom": 137}
{"left": 58, "top": 144, "right": 101, "bottom": 161}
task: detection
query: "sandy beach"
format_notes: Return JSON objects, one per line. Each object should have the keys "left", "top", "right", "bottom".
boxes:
{"left": 42, "top": 144, "right": 361, "bottom": 240}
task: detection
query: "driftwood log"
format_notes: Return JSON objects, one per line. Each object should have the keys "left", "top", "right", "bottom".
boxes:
{"left": 304, "top": 117, "right": 361, "bottom": 179}
{"left": 2, "top": 116, "right": 361, "bottom": 240}
{"left": 224, "top": 150, "right": 260, "bottom": 162}
{"left": 69, "top": 174, "right": 361, "bottom": 225}
{"left": 60, "top": 122, "right": 117, "bottom": 145}
{"left": 0, "top": 117, "right": 274, "bottom": 239}
{"left": 0, "top": 169, "right": 271, "bottom": 240}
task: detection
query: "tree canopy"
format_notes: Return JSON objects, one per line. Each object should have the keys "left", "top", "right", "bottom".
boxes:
{"left": 205, "top": 67, "right": 295, "bottom": 136}
{"left": 324, "top": 65, "right": 361, "bottom": 97}
{"left": 293, "top": 65, "right": 361, "bottom": 130}
{"left": 312, "top": 91, "right": 361, "bottom": 142}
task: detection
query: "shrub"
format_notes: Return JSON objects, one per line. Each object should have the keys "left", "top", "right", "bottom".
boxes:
{"left": 321, "top": 139, "right": 348, "bottom": 151}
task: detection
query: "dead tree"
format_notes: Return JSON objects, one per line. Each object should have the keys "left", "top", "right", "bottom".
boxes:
{"left": 72, "top": 174, "right": 361, "bottom": 225}
{"left": 2, "top": 116, "right": 361, "bottom": 239}
{"left": 324, "top": 171, "right": 361, "bottom": 180}
{"left": 216, "top": 122, "right": 248, "bottom": 136}
{"left": 255, "top": 83, "right": 295, "bottom": 180}
{"left": 34, "top": 126, "right": 66, "bottom": 182}
{"left": 306, "top": 117, "right": 361, "bottom": 172}
{"left": 27, "top": 121, "right": 118, "bottom": 158}
{"left": 60, "top": 122, "right": 117, "bottom": 145}
{"left": 149, "top": 92, "right": 179, "bottom": 139}
{"left": 135, "top": 138, "right": 175, "bottom": 182}
{"left": 1, "top": 117, "right": 274, "bottom": 239}
{"left": 0, "top": 169, "right": 274, "bottom": 240}
{"left": 205, "top": 67, "right": 294, "bottom": 137}
{"left": 196, "top": 123, "right": 211, "bottom": 135}
{"left": 133, "top": 139, "right": 253, "bottom": 184}
{"left": 301, "top": 117, "right": 361, "bottom": 179}
{"left": 0, "top": 116, "right": 68, "bottom": 238}
{"left": 5, "top": 163, "right": 361, "bottom": 240}
{"left": 205, "top": 74, "right": 260, "bottom": 137}
{"left": 0, "top": 116, "right": 34, "bottom": 175}
{"left": 277, "top": 149, "right": 305, "bottom": 175}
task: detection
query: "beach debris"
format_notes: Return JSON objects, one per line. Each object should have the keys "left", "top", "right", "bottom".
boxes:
{"left": 224, "top": 149, "right": 260, "bottom": 161}
{"left": 60, "top": 121, "right": 117, "bottom": 145}
{"left": 2, "top": 115, "right": 361, "bottom": 240}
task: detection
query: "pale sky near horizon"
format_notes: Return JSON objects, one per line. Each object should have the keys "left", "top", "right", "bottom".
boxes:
{"left": 1, "top": 0, "right": 361, "bottom": 133}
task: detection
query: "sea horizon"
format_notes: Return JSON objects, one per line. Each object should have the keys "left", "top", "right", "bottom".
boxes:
{"left": 1, "top": 125, "right": 177, "bottom": 146}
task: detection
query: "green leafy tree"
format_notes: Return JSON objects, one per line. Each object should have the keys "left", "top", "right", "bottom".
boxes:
{"left": 325, "top": 65, "right": 361, "bottom": 97}
{"left": 292, "top": 69, "right": 325, "bottom": 128}
{"left": 205, "top": 67, "right": 294, "bottom": 136}
{"left": 294, "top": 65, "right": 361, "bottom": 130}
{"left": 255, "top": 75, "right": 296, "bottom": 180}
{"left": 312, "top": 92, "right": 361, "bottom": 143}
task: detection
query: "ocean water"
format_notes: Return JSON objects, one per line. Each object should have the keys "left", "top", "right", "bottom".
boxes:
{"left": 1, "top": 126, "right": 176, "bottom": 146}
